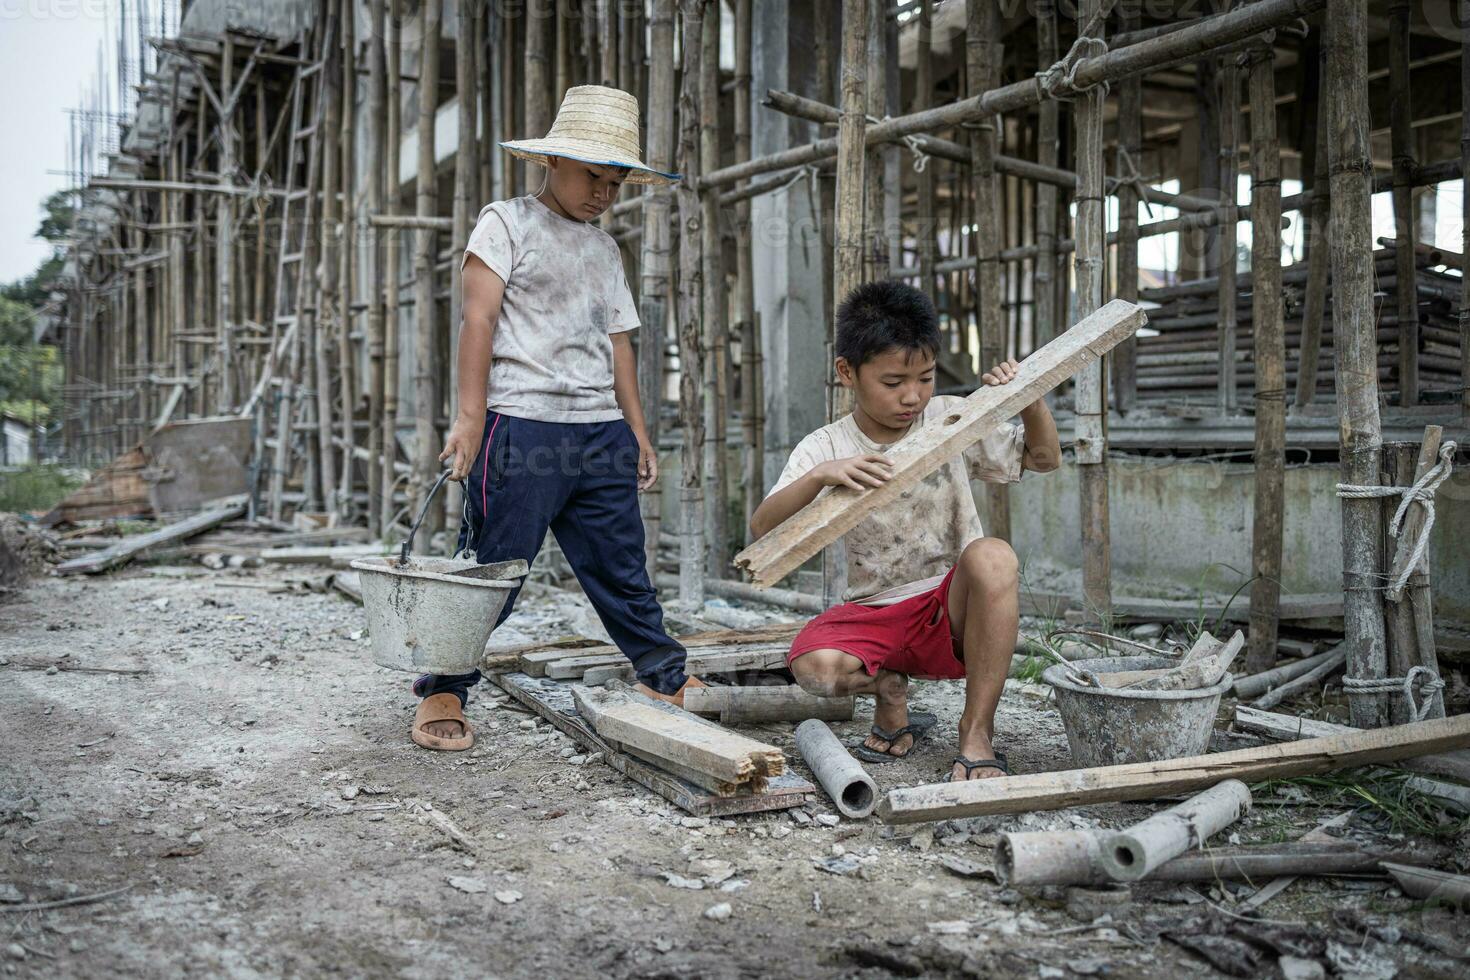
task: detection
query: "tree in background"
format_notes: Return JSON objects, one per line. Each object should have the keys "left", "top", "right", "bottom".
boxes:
{"left": 1, "top": 188, "right": 74, "bottom": 454}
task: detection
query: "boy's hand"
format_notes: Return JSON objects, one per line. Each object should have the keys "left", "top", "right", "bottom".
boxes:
{"left": 637, "top": 437, "right": 659, "bottom": 492}
{"left": 813, "top": 454, "right": 894, "bottom": 492}
{"left": 439, "top": 415, "right": 485, "bottom": 482}
{"left": 982, "top": 358, "right": 1020, "bottom": 386}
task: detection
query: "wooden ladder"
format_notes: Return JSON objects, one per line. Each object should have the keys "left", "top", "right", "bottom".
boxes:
{"left": 266, "top": 17, "right": 334, "bottom": 520}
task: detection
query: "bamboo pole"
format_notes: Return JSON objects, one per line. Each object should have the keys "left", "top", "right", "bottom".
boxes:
{"left": 366, "top": 0, "right": 387, "bottom": 536}
{"left": 1389, "top": 0, "right": 1418, "bottom": 407}
{"left": 381, "top": 0, "right": 404, "bottom": 531}
{"left": 1293, "top": 55, "right": 1330, "bottom": 412}
{"left": 478, "top": 1, "right": 493, "bottom": 204}
{"left": 1114, "top": 0, "right": 1141, "bottom": 415}
{"left": 700, "top": 2, "right": 728, "bottom": 580}
{"left": 412, "top": 0, "right": 443, "bottom": 536}
{"left": 913, "top": 0, "right": 936, "bottom": 306}
{"left": 1246, "top": 40, "right": 1286, "bottom": 676}
{"left": 526, "top": 0, "right": 551, "bottom": 167}
{"left": 317, "top": 0, "right": 344, "bottom": 515}
{"left": 968, "top": 0, "right": 1009, "bottom": 542}
{"left": 1463, "top": 0, "right": 1470, "bottom": 420}
{"left": 338, "top": 0, "right": 359, "bottom": 517}
{"left": 1384, "top": 430, "right": 1447, "bottom": 722}
{"left": 447, "top": 0, "right": 478, "bottom": 538}
{"left": 217, "top": 36, "right": 236, "bottom": 413}
{"left": 1073, "top": 0, "right": 1110, "bottom": 619}
{"left": 863, "top": 0, "right": 887, "bottom": 284}
{"left": 638, "top": 0, "right": 676, "bottom": 581}
{"left": 1325, "top": 0, "right": 1390, "bottom": 728}
{"left": 734, "top": 0, "right": 761, "bottom": 541}
{"left": 675, "top": 0, "right": 706, "bottom": 609}
{"left": 1034, "top": 0, "right": 1059, "bottom": 351}
{"left": 1216, "top": 7, "right": 1239, "bottom": 414}
{"left": 832, "top": 0, "right": 867, "bottom": 420}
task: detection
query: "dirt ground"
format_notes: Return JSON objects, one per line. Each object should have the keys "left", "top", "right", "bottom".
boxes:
{"left": 2, "top": 555, "right": 1468, "bottom": 979}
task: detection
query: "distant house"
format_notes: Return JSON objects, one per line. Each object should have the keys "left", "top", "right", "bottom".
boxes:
{"left": 1, "top": 415, "right": 39, "bottom": 466}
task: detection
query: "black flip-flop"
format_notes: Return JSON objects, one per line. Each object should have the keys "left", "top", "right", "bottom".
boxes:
{"left": 852, "top": 711, "right": 937, "bottom": 764}
{"left": 944, "top": 751, "right": 1010, "bottom": 782}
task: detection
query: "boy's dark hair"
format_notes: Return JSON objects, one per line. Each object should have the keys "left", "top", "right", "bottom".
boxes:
{"left": 835, "top": 280, "right": 941, "bottom": 370}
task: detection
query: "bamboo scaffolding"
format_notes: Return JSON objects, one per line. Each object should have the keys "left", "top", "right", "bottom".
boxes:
{"left": 675, "top": 0, "right": 707, "bottom": 609}
{"left": 700, "top": 1, "right": 729, "bottom": 580}
{"left": 412, "top": 0, "right": 443, "bottom": 536}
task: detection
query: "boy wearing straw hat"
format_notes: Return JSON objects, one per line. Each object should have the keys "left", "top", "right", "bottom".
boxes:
{"left": 408, "top": 85, "right": 702, "bottom": 751}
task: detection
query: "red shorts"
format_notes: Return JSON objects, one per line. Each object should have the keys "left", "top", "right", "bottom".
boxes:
{"left": 787, "top": 566, "right": 965, "bottom": 681}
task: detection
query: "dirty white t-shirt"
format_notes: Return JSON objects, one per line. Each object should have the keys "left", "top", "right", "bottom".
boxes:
{"left": 461, "top": 195, "right": 639, "bottom": 423}
{"left": 768, "top": 394, "right": 1026, "bottom": 605}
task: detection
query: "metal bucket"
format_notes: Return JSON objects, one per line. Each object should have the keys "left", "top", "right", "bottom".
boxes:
{"left": 350, "top": 556, "right": 527, "bottom": 673}
{"left": 1042, "top": 656, "right": 1231, "bottom": 767}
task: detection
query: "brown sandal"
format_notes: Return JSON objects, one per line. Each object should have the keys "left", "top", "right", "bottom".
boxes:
{"left": 411, "top": 693, "right": 474, "bottom": 751}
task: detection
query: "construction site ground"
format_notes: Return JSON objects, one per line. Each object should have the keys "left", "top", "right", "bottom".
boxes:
{"left": 2, "top": 557, "right": 1467, "bottom": 979}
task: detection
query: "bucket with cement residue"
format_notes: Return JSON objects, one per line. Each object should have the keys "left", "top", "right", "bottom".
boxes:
{"left": 351, "top": 555, "right": 527, "bottom": 673}
{"left": 1042, "top": 656, "right": 1231, "bottom": 767}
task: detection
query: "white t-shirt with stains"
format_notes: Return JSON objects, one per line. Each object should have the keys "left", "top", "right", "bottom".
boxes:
{"left": 768, "top": 394, "right": 1026, "bottom": 605}
{"left": 461, "top": 195, "right": 640, "bottom": 423}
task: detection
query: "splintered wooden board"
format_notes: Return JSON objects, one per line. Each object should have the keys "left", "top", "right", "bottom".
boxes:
{"left": 494, "top": 673, "right": 813, "bottom": 817}
{"left": 572, "top": 684, "right": 786, "bottom": 785}
{"left": 733, "top": 299, "right": 1147, "bottom": 587}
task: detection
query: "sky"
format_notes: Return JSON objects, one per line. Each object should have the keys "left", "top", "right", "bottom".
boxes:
{"left": 0, "top": 0, "right": 114, "bottom": 286}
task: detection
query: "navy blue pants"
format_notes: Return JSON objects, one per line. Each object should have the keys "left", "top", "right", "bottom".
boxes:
{"left": 414, "top": 412, "right": 688, "bottom": 703}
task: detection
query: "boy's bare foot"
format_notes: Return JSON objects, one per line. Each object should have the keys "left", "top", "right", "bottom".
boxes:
{"left": 951, "top": 726, "right": 1005, "bottom": 781}
{"left": 635, "top": 675, "right": 707, "bottom": 708}
{"left": 864, "top": 670, "right": 916, "bottom": 758}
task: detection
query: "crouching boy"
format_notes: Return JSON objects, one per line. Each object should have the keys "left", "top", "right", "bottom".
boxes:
{"left": 748, "top": 281, "right": 1061, "bottom": 782}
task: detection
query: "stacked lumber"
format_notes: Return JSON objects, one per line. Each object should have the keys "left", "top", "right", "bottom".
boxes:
{"left": 572, "top": 682, "right": 786, "bottom": 796}
{"left": 1135, "top": 248, "right": 1465, "bottom": 405}
{"left": 511, "top": 629, "right": 799, "bottom": 682}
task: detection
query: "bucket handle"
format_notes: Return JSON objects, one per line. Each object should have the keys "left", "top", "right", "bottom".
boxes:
{"left": 398, "top": 469, "right": 454, "bottom": 567}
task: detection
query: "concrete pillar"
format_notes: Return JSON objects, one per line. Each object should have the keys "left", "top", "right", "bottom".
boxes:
{"left": 753, "top": 1, "right": 828, "bottom": 490}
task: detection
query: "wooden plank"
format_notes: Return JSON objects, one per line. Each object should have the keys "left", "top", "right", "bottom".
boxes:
{"left": 733, "top": 299, "right": 1148, "bottom": 587}
{"left": 493, "top": 672, "right": 811, "bottom": 816}
{"left": 1233, "top": 706, "right": 1470, "bottom": 785}
{"left": 684, "top": 685, "right": 855, "bottom": 723}
{"left": 517, "top": 624, "right": 803, "bottom": 676}
{"left": 571, "top": 683, "right": 785, "bottom": 785}
{"left": 581, "top": 645, "right": 793, "bottom": 686}
{"left": 877, "top": 713, "right": 1470, "bottom": 824}
{"left": 55, "top": 499, "right": 247, "bottom": 575}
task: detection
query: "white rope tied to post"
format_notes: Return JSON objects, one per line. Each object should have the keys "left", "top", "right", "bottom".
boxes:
{"left": 900, "top": 133, "right": 931, "bottom": 173}
{"left": 1334, "top": 441, "right": 1457, "bottom": 601}
{"left": 1111, "top": 144, "right": 1156, "bottom": 220}
{"left": 1035, "top": 35, "right": 1111, "bottom": 101}
{"left": 1342, "top": 666, "right": 1445, "bottom": 722}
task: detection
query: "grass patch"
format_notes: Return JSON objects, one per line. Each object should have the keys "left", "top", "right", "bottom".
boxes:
{"left": 1254, "top": 770, "right": 1470, "bottom": 838}
{"left": 0, "top": 464, "right": 82, "bottom": 514}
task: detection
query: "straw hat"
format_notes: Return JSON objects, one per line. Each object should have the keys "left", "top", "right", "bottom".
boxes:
{"left": 499, "top": 85, "right": 681, "bottom": 186}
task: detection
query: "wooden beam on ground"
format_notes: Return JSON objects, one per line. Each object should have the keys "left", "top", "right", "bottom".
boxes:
{"left": 878, "top": 713, "right": 1470, "bottom": 824}
{"left": 734, "top": 299, "right": 1147, "bottom": 588}
{"left": 55, "top": 499, "right": 247, "bottom": 575}
{"left": 512, "top": 624, "right": 804, "bottom": 676}
{"left": 1234, "top": 705, "right": 1470, "bottom": 785}
{"left": 684, "top": 685, "right": 855, "bottom": 724}
{"left": 571, "top": 682, "right": 785, "bottom": 787}
{"left": 575, "top": 645, "right": 792, "bottom": 686}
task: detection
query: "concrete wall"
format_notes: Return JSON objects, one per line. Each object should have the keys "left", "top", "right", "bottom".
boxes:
{"left": 1008, "top": 455, "right": 1470, "bottom": 622}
